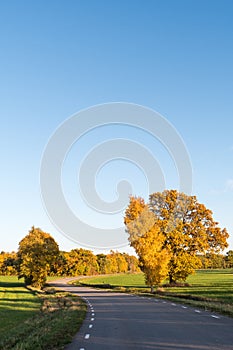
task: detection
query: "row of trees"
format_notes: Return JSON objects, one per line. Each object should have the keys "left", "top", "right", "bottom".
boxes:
{"left": 51, "top": 249, "right": 140, "bottom": 276}
{"left": 2, "top": 249, "right": 232, "bottom": 278}
{"left": 125, "top": 190, "right": 229, "bottom": 291}
{"left": 199, "top": 251, "right": 233, "bottom": 269}
{"left": 1, "top": 227, "right": 140, "bottom": 288}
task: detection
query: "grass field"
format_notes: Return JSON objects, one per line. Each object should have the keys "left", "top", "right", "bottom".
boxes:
{"left": 0, "top": 276, "right": 41, "bottom": 338}
{"left": 0, "top": 276, "right": 86, "bottom": 350}
{"left": 78, "top": 269, "right": 233, "bottom": 317}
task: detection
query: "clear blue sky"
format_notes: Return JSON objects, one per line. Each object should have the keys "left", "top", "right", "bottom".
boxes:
{"left": 1, "top": 0, "right": 233, "bottom": 253}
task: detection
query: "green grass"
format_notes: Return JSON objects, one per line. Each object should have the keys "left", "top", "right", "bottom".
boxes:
{"left": 77, "top": 269, "right": 233, "bottom": 317}
{"left": 0, "top": 276, "right": 41, "bottom": 338}
{"left": 0, "top": 276, "right": 86, "bottom": 350}
{"left": 165, "top": 269, "right": 233, "bottom": 303}
{"left": 78, "top": 273, "right": 146, "bottom": 289}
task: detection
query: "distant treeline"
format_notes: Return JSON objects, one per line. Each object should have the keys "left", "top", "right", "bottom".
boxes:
{"left": 0, "top": 249, "right": 141, "bottom": 276}
{"left": 1, "top": 249, "right": 233, "bottom": 277}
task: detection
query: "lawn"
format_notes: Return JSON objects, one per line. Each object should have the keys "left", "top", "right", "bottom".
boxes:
{"left": 79, "top": 273, "right": 146, "bottom": 289}
{"left": 0, "top": 276, "right": 86, "bottom": 350}
{"left": 0, "top": 276, "right": 41, "bottom": 338}
{"left": 165, "top": 269, "right": 233, "bottom": 304}
{"left": 78, "top": 269, "right": 233, "bottom": 317}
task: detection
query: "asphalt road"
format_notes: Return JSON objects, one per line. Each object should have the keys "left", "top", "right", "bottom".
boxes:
{"left": 50, "top": 279, "right": 233, "bottom": 350}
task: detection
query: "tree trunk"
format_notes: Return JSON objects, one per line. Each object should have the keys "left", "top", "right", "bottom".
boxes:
{"left": 150, "top": 286, "right": 154, "bottom": 293}
{"left": 169, "top": 275, "right": 174, "bottom": 284}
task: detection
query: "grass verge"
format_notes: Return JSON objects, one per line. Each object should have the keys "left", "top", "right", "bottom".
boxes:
{"left": 0, "top": 276, "right": 86, "bottom": 350}
{"left": 76, "top": 269, "right": 233, "bottom": 317}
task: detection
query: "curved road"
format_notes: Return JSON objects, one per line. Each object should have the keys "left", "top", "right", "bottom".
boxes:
{"left": 50, "top": 279, "right": 233, "bottom": 350}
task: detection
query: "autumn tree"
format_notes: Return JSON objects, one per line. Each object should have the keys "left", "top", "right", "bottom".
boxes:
{"left": 108, "top": 251, "right": 128, "bottom": 273}
{"left": 97, "top": 252, "right": 132, "bottom": 274}
{"left": 0, "top": 251, "right": 18, "bottom": 275}
{"left": 17, "top": 226, "right": 59, "bottom": 288}
{"left": 125, "top": 191, "right": 229, "bottom": 287}
{"left": 96, "top": 254, "right": 109, "bottom": 274}
{"left": 49, "top": 251, "right": 68, "bottom": 276}
{"left": 149, "top": 190, "right": 229, "bottom": 283}
{"left": 199, "top": 253, "right": 226, "bottom": 269}
{"left": 104, "top": 252, "right": 118, "bottom": 273}
{"left": 64, "top": 248, "right": 99, "bottom": 276}
{"left": 122, "top": 253, "right": 141, "bottom": 273}
{"left": 225, "top": 250, "right": 233, "bottom": 268}
{"left": 125, "top": 197, "right": 170, "bottom": 291}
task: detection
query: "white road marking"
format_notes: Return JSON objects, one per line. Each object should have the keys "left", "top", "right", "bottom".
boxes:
{"left": 171, "top": 303, "right": 176, "bottom": 306}
{"left": 84, "top": 334, "right": 90, "bottom": 339}
{"left": 211, "top": 315, "right": 220, "bottom": 319}
{"left": 91, "top": 318, "right": 95, "bottom": 321}
{"left": 182, "top": 306, "right": 187, "bottom": 309}
{"left": 92, "top": 313, "right": 95, "bottom": 316}
{"left": 89, "top": 324, "right": 93, "bottom": 328}
{"left": 195, "top": 310, "right": 201, "bottom": 313}
{"left": 163, "top": 301, "right": 167, "bottom": 304}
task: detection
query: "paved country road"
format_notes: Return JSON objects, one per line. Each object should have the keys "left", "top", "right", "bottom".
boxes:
{"left": 50, "top": 279, "right": 233, "bottom": 350}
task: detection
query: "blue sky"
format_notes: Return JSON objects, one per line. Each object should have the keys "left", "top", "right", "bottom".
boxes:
{"left": 0, "top": 0, "right": 233, "bottom": 253}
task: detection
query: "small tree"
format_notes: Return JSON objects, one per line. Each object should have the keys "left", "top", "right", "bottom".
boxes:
{"left": 17, "top": 226, "right": 59, "bottom": 288}
{"left": 65, "top": 248, "right": 99, "bottom": 276}
{"left": 0, "top": 251, "right": 18, "bottom": 275}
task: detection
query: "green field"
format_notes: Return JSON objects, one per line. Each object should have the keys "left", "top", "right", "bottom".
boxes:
{"left": 0, "top": 276, "right": 86, "bottom": 350}
{"left": 0, "top": 276, "right": 41, "bottom": 338}
{"left": 79, "top": 273, "right": 146, "bottom": 289}
{"left": 78, "top": 269, "right": 233, "bottom": 317}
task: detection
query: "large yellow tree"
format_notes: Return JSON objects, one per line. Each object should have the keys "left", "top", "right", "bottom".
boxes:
{"left": 149, "top": 190, "right": 229, "bottom": 283}
{"left": 125, "top": 197, "right": 170, "bottom": 291}
{"left": 125, "top": 191, "right": 229, "bottom": 286}
{"left": 18, "top": 227, "right": 59, "bottom": 288}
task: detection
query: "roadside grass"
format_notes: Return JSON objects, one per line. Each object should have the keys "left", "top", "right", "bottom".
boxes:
{"left": 77, "top": 269, "right": 233, "bottom": 317}
{"left": 0, "top": 276, "right": 86, "bottom": 350}
{"left": 0, "top": 276, "right": 41, "bottom": 338}
{"left": 78, "top": 273, "right": 146, "bottom": 289}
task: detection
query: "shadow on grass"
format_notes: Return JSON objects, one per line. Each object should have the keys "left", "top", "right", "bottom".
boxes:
{"left": 0, "top": 298, "right": 41, "bottom": 304}
{"left": 0, "top": 281, "right": 24, "bottom": 288}
{"left": 197, "top": 269, "right": 233, "bottom": 274}
{"left": 79, "top": 282, "right": 148, "bottom": 290}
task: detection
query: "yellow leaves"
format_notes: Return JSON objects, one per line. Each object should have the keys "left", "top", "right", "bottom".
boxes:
{"left": 168, "top": 252, "right": 202, "bottom": 282}
{"left": 0, "top": 251, "right": 17, "bottom": 275}
{"left": 125, "top": 190, "right": 229, "bottom": 285}
{"left": 137, "top": 225, "right": 171, "bottom": 285}
{"left": 64, "top": 248, "right": 99, "bottom": 276}
{"left": 18, "top": 227, "right": 59, "bottom": 288}
{"left": 125, "top": 198, "right": 170, "bottom": 288}
{"left": 124, "top": 196, "right": 146, "bottom": 226}
{"left": 126, "top": 206, "right": 156, "bottom": 245}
